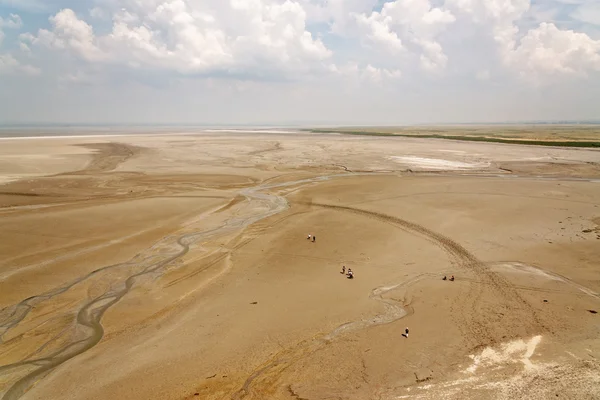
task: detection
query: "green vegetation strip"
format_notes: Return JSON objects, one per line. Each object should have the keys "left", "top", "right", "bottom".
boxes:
{"left": 309, "top": 130, "right": 600, "bottom": 148}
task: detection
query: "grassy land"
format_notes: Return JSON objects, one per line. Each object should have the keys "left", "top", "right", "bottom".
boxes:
{"left": 308, "top": 126, "right": 600, "bottom": 148}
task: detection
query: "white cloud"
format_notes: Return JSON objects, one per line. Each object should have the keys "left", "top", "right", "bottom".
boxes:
{"left": 361, "top": 63, "right": 402, "bottom": 82}
{"left": 506, "top": 22, "right": 600, "bottom": 77}
{"left": 445, "top": 0, "right": 600, "bottom": 79}
{"left": 418, "top": 39, "right": 449, "bottom": 72}
{"left": 445, "top": 0, "right": 530, "bottom": 53}
{"left": 0, "top": 14, "right": 23, "bottom": 29}
{"left": 0, "top": 53, "right": 40, "bottom": 75}
{"left": 353, "top": 0, "right": 455, "bottom": 72}
{"left": 12, "top": 0, "right": 600, "bottom": 83}
{"left": 446, "top": 0, "right": 530, "bottom": 23}
{"left": 22, "top": 1, "right": 332, "bottom": 79}
{"left": 0, "top": 14, "right": 23, "bottom": 46}
{"left": 0, "top": 13, "right": 33, "bottom": 74}
{"left": 19, "top": 41, "right": 31, "bottom": 53}
{"left": 354, "top": 11, "right": 405, "bottom": 52}
{"left": 328, "top": 61, "right": 402, "bottom": 84}
{"left": 3, "top": 0, "right": 600, "bottom": 128}
{"left": 2, "top": 55, "right": 21, "bottom": 71}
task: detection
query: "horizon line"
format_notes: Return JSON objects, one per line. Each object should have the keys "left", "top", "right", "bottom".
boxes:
{"left": 1, "top": 120, "right": 600, "bottom": 129}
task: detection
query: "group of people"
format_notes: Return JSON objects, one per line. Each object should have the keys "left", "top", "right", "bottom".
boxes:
{"left": 306, "top": 234, "right": 354, "bottom": 278}
{"left": 306, "top": 234, "right": 416, "bottom": 339}
{"left": 340, "top": 265, "right": 353, "bottom": 279}
{"left": 442, "top": 275, "right": 455, "bottom": 281}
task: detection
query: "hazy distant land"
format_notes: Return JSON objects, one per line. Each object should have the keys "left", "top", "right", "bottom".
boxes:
{"left": 309, "top": 125, "right": 600, "bottom": 147}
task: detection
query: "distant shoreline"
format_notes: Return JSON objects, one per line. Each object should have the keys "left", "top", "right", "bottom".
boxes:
{"left": 1, "top": 125, "right": 599, "bottom": 148}
{"left": 0, "top": 128, "right": 304, "bottom": 140}
{"left": 307, "top": 128, "right": 600, "bottom": 149}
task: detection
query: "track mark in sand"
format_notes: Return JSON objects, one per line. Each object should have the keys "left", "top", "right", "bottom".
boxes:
{"left": 231, "top": 201, "right": 551, "bottom": 399}
{"left": 232, "top": 274, "right": 424, "bottom": 400}
{"left": 297, "top": 201, "right": 487, "bottom": 347}
{"left": 305, "top": 202, "right": 548, "bottom": 342}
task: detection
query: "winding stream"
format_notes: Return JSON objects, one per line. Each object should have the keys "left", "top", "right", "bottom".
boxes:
{"left": 1, "top": 171, "right": 596, "bottom": 399}
{"left": 0, "top": 174, "right": 337, "bottom": 400}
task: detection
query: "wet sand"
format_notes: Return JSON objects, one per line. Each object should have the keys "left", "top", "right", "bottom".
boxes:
{"left": 0, "top": 132, "right": 599, "bottom": 400}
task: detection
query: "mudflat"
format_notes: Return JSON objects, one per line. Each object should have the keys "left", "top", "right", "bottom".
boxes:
{"left": 0, "top": 131, "right": 599, "bottom": 400}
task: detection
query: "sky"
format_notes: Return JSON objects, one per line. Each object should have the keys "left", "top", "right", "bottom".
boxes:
{"left": 0, "top": 0, "right": 599, "bottom": 125}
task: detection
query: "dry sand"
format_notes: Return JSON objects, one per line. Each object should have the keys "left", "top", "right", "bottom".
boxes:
{"left": 0, "top": 131, "right": 599, "bottom": 400}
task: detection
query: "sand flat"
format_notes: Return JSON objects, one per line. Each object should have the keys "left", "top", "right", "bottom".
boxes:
{"left": 0, "top": 131, "right": 599, "bottom": 400}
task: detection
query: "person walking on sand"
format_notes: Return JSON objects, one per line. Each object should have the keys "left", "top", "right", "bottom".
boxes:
{"left": 312, "top": 235, "right": 316, "bottom": 242}
{"left": 341, "top": 266, "right": 346, "bottom": 274}
{"left": 402, "top": 327, "right": 409, "bottom": 338}
{"left": 307, "top": 234, "right": 312, "bottom": 240}
{"left": 346, "top": 269, "right": 353, "bottom": 279}
{"left": 450, "top": 275, "right": 455, "bottom": 281}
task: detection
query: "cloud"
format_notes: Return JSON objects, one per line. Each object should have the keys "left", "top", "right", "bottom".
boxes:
{"left": 446, "top": 0, "right": 530, "bottom": 22}
{"left": 3, "top": 0, "right": 600, "bottom": 126}
{"left": 361, "top": 63, "right": 402, "bottom": 82}
{"left": 445, "top": 0, "right": 600, "bottom": 80}
{"left": 21, "top": 9, "right": 105, "bottom": 61}
{"left": 327, "top": 61, "right": 402, "bottom": 84}
{"left": 11, "top": 0, "right": 600, "bottom": 83}
{"left": 0, "top": 53, "right": 40, "bottom": 75}
{"left": 0, "top": 13, "right": 36, "bottom": 75}
{"left": 506, "top": 22, "right": 600, "bottom": 78}
{"left": 353, "top": 0, "right": 455, "bottom": 72}
{"left": 21, "top": 1, "right": 332, "bottom": 79}
{"left": 354, "top": 11, "right": 405, "bottom": 52}
{"left": 0, "top": 14, "right": 23, "bottom": 29}
{"left": 445, "top": 0, "right": 530, "bottom": 55}
{"left": 0, "top": 13, "right": 23, "bottom": 46}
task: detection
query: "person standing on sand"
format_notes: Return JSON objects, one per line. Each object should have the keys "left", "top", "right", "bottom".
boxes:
{"left": 312, "top": 235, "right": 316, "bottom": 242}
{"left": 403, "top": 327, "right": 409, "bottom": 338}
{"left": 307, "top": 234, "right": 312, "bottom": 240}
{"left": 341, "top": 266, "right": 346, "bottom": 274}
{"left": 346, "top": 269, "right": 353, "bottom": 279}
